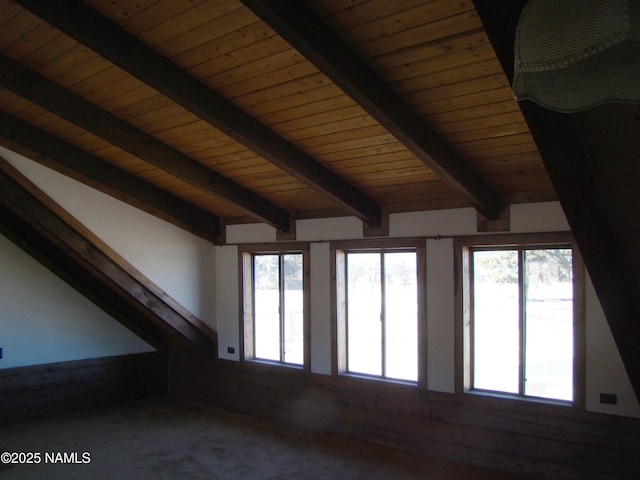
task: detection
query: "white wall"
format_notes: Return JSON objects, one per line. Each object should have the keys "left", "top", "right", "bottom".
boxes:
{"left": 215, "top": 245, "right": 239, "bottom": 361}
{"left": 0, "top": 147, "right": 216, "bottom": 367}
{"left": 1, "top": 147, "right": 216, "bottom": 324}
{"left": 0, "top": 234, "right": 155, "bottom": 368}
{"left": 3, "top": 146, "right": 638, "bottom": 418}
{"left": 426, "top": 238, "right": 455, "bottom": 393}
{"left": 310, "top": 242, "right": 332, "bottom": 375}
{"left": 585, "top": 277, "right": 640, "bottom": 417}
{"left": 219, "top": 203, "right": 640, "bottom": 418}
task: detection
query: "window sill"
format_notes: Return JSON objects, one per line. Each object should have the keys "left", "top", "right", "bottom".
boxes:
{"left": 247, "top": 358, "right": 304, "bottom": 370}
{"left": 339, "top": 372, "right": 417, "bottom": 388}
{"left": 465, "top": 389, "right": 575, "bottom": 410}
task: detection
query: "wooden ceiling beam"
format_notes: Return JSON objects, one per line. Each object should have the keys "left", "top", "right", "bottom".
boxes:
{"left": 0, "top": 110, "right": 220, "bottom": 242}
{"left": 0, "top": 157, "right": 218, "bottom": 358}
{"left": 14, "top": 0, "right": 382, "bottom": 227}
{"left": 240, "top": 0, "right": 503, "bottom": 220}
{"left": 0, "top": 55, "right": 290, "bottom": 232}
{"left": 473, "top": 0, "right": 640, "bottom": 402}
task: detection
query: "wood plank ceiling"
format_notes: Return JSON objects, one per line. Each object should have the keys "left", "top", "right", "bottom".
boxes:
{"left": 0, "top": 0, "right": 553, "bottom": 240}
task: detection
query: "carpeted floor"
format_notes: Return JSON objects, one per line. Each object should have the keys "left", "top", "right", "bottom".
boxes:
{"left": 0, "top": 397, "right": 526, "bottom": 479}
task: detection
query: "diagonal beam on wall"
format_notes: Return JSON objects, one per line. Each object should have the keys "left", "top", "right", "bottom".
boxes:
{"left": 473, "top": 0, "right": 640, "bottom": 402}
{"left": 0, "top": 55, "right": 290, "bottom": 232}
{"left": 0, "top": 207, "right": 170, "bottom": 351}
{"left": 0, "top": 111, "right": 220, "bottom": 242}
{"left": 0, "top": 156, "right": 218, "bottom": 358}
{"left": 14, "top": 0, "right": 382, "bottom": 227}
{"left": 240, "top": 0, "right": 503, "bottom": 221}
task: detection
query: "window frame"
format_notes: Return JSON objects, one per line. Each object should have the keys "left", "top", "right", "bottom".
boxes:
{"left": 454, "top": 232, "right": 585, "bottom": 408}
{"left": 330, "top": 238, "right": 427, "bottom": 387}
{"left": 239, "top": 243, "right": 310, "bottom": 372}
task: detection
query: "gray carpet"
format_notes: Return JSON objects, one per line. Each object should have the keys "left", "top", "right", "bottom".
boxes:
{"left": 0, "top": 397, "right": 525, "bottom": 479}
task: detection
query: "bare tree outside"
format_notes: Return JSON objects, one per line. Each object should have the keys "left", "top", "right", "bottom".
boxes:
{"left": 472, "top": 248, "right": 573, "bottom": 401}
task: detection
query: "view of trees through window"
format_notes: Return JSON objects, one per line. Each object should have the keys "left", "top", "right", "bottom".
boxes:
{"left": 253, "top": 253, "right": 303, "bottom": 365}
{"left": 471, "top": 247, "right": 573, "bottom": 401}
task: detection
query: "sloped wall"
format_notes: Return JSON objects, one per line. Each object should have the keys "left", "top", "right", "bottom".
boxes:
{"left": 0, "top": 233, "right": 154, "bottom": 369}
{"left": 0, "top": 146, "right": 215, "bottom": 369}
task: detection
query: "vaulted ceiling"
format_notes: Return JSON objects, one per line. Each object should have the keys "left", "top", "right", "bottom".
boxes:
{"left": 0, "top": 0, "right": 553, "bottom": 241}
{"left": 1, "top": 0, "right": 639, "bottom": 401}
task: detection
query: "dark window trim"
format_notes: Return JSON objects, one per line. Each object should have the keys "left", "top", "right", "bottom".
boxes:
{"left": 454, "top": 232, "right": 585, "bottom": 409}
{"left": 238, "top": 243, "right": 311, "bottom": 372}
{"left": 330, "top": 237, "right": 427, "bottom": 388}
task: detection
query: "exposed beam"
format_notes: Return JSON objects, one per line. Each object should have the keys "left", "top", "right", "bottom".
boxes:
{"left": 0, "top": 111, "right": 220, "bottom": 242}
{"left": 0, "top": 156, "right": 218, "bottom": 358}
{"left": 14, "top": 0, "right": 382, "bottom": 227}
{"left": 474, "top": 0, "right": 640, "bottom": 401}
{"left": 0, "top": 208, "right": 170, "bottom": 351}
{"left": 0, "top": 55, "right": 290, "bottom": 232}
{"left": 240, "top": 0, "right": 503, "bottom": 220}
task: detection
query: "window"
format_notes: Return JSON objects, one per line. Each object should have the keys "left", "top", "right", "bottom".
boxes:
{"left": 459, "top": 234, "right": 583, "bottom": 403}
{"left": 333, "top": 240, "right": 424, "bottom": 383}
{"left": 240, "top": 245, "right": 309, "bottom": 368}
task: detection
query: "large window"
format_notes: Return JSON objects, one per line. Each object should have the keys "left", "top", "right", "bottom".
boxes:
{"left": 459, "top": 234, "right": 583, "bottom": 404}
{"left": 240, "top": 245, "right": 309, "bottom": 368}
{"left": 333, "top": 240, "right": 424, "bottom": 383}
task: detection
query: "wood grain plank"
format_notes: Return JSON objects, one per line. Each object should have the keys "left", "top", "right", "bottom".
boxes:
{"left": 322, "top": 0, "right": 473, "bottom": 38}
{"left": 0, "top": 353, "right": 168, "bottom": 423}
{"left": 100, "top": 0, "right": 211, "bottom": 35}
{"left": 392, "top": 59, "right": 504, "bottom": 95}
{"left": 15, "top": 0, "right": 382, "bottom": 226}
{"left": 199, "top": 48, "right": 304, "bottom": 92}
{"left": 154, "top": 7, "right": 256, "bottom": 60}
{"left": 370, "top": 29, "right": 488, "bottom": 72}
{"left": 243, "top": 0, "right": 502, "bottom": 218}
{"left": 246, "top": 84, "right": 349, "bottom": 118}
{"left": 353, "top": 10, "right": 481, "bottom": 58}
{"left": 182, "top": 24, "right": 287, "bottom": 78}
{"left": 378, "top": 43, "right": 498, "bottom": 86}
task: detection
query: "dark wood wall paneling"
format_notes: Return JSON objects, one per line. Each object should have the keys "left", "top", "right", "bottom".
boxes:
{"left": 0, "top": 352, "right": 167, "bottom": 424}
{"left": 170, "top": 356, "right": 640, "bottom": 480}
